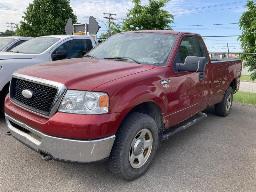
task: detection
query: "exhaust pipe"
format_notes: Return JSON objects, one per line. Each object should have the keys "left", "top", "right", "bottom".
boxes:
{"left": 5, "top": 131, "right": 11, "bottom": 136}
{"left": 40, "top": 152, "right": 53, "bottom": 161}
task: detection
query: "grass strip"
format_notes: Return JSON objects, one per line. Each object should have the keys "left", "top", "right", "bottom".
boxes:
{"left": 234, "top": 91, "right": 256, "bottom": 105}
{"left": 240, "top": 75, "right": 255, "bottom": 82}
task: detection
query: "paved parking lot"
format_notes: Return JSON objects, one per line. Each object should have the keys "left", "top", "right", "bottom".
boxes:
{"left": 0, "top": 103, "right": 255, "bottom": 192}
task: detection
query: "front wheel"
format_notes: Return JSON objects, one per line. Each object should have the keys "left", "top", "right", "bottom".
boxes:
{"left": 108, "top": 112, "right": 159, "bottom": 181}
{"left": 0, "top": 91, "right": 8, "bottom": 117}
{"left": 215, "top": 87, "right": 233, "bottom": 117}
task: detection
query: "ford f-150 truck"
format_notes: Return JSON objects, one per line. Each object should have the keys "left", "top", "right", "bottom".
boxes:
{"left": 0, "top": 35, "right": 95, "bottom": 115}
{"left": 5, "top": 31, "right": 242, "bottom": 180}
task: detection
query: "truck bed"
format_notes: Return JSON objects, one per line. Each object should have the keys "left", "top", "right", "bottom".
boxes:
{"left": 211, "top": 58, "right": 241, "bottom": 64}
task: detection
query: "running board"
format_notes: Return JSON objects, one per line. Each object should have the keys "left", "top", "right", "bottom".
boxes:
{"left": 161, "top": 112, "right": 207, "bottom": 141}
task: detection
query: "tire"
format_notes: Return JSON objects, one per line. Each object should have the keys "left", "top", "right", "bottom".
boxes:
{"left": 215, "top": 87, "right": 233, "bottom": 117}
{"left": 0, "top": 93, "right": 6, "bottom": 117}
{"left": 0, "top": 86, "right": 9, "bottom": 117}
{"left": 108, "top": 112, "right": 159, "bottom": 181}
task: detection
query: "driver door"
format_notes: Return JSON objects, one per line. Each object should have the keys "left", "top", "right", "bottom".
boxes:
{"left": 166, "top": 35, "right": 209, "bottom": 126}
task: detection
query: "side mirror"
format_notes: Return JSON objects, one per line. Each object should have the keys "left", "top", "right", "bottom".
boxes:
{"left": 177, "top": 56, "right": 207, "bottom": 72}
{"left": 52, "top": 50, "right": 67, "bottom": 61}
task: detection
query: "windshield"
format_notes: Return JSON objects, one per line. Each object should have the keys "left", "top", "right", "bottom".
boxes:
{"left": 0, "top": 38, "right": 14, "bottom": 51}
{"left": 88, "top": 33, "right": 176, "bottom": 65}
{"left": 10, "top": 37, "right": 60, "bottom": 54}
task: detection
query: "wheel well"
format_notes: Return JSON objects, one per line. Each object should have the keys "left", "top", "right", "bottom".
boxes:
{"left": 126, "top": 102, "right": 164, "bottom": 132}
{"left": 230, "top": 79, "right": 238, "bottom": 93}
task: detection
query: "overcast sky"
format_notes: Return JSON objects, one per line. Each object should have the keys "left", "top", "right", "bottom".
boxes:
{"left": 0, "top": 0, "right": 248, "bottom": 52}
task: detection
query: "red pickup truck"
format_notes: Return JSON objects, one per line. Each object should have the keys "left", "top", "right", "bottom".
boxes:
{"left": 5, "top": 31, "right": 242, "bottom": 180}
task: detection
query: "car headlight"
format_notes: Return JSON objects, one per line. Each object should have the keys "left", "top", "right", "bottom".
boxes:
{"left": 59, "top": 90, "right": 109, "bottom": 114}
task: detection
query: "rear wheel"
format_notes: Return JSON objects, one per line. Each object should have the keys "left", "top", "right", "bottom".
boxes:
{"left": 108, "top": 112, "right": 159, "bottom": 181}
{"left": 215, "top": 87, "right": 233, "bottom": 117}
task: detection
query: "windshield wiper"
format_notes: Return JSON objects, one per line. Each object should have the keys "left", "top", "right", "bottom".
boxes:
{"left": 104, "top": 57, "right": 141, "bottom": 64}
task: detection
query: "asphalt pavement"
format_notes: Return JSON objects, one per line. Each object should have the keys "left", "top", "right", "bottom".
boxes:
{"left": 0, "top": 103, "right": 255, "bottom": 192}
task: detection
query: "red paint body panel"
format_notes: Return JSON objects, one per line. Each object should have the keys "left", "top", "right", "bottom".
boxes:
{"left": 17, "top": 57, "right": 155, "bottom": 91}
{"left": 5, "top": 97, "right": 121, "bottom": 140}
{"left": 5, "top": 31, "right": 242, "bottom": 140}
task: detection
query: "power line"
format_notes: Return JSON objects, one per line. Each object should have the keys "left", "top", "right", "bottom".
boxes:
{"left": 180, "top": 0, "right": 245, "bottom": 10}
{"left": 174, "top": 3, "right": 246, "bottom": 16}
{"left": 171, "top": 0, "right": 246, "bottom": 9}
{"left": 6, "top": 22, "right": 17, "bottom": 31}
{"left": 172, "top": 22, "right": 239, "bottom": 28}
{"left": 202, "top": 35, "right": 240, "bottom": 37}
{"left": 174, "top": 27, "right": 239, "bottom": 30}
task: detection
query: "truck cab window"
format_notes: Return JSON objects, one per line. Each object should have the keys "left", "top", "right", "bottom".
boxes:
{"left": 175, "top": 36, "right": 205, "bottom": 71}
{"left": 197, "top": 37, "right": 209, "bottom": 63}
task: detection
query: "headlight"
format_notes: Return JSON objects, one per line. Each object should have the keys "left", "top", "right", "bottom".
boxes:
{"left": 59, "top": 90, "right": 109, "bottom": 114}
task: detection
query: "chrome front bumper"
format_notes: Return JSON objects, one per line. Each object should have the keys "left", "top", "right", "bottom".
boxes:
{"left": 5, "top": 114, "right": 115, "bottom": 163}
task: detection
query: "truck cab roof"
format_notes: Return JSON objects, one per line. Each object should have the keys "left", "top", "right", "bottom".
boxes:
{"left": 124, "top": 30, "right": 199, "bottom": 36}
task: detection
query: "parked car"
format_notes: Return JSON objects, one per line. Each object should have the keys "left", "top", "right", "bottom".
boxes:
{"left": 0, "top": 35, "right": 96, "bottom": 114}
{"left": 5, "top": 31, "right": 242, "bottom": 180}
{"left": 0, "top": 36, "right": 32, "bottom": 52}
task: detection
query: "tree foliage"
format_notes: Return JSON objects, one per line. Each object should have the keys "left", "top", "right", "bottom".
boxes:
{"left": 16, "top": 0, "right": 77, "bottom": 37}
{"left": 99, "top": 22, "right": 122, "bottom": 41}
{"left": 240, "top": 0, "right": 256, "bottom": 79}
{"left": 0, "top": 30, "right": 16, "bottom": 37}
{"left": 123, "top": 0, "right": 173, "bottom": 31}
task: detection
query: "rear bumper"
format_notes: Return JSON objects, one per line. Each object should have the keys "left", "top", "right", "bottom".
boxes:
{"left": 5, "top": 114, "right": 115, "bottom": 163}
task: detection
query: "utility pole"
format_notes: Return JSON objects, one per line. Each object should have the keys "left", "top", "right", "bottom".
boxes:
{"left": 103, "top": 13, "right": 116, "bottom": 37}
{"left": 227, "top": 43, "right": 230, "bottom": 58}
{"left": 6, "top": 22, "right": 17, "bottom": 32}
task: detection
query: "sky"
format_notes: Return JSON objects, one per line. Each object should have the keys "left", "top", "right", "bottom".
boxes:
{"left": 0, "top": 0, "right": 249, "bottom": 52}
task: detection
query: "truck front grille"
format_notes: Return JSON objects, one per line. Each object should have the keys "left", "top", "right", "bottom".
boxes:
{"left": 10, "top": 77, "right": 60, "bottom": 117}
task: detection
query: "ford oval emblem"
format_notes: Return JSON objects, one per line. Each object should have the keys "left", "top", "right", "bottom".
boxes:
{"left": 21, "top": 89, "right": 33, "bottom": 99}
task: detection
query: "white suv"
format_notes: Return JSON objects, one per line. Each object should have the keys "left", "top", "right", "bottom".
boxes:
{"left": 0, "top": 35, "right": 96, "bottom": 114}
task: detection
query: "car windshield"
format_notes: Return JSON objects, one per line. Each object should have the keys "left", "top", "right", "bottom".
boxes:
{"left": 0, "top": 38, "right": 14, "bottom": 51}
{"left": 88, "top": 33, "right": 176, "bottom": 65}
{"left": 9, "top": 37, "right": 60, "bottom": 54}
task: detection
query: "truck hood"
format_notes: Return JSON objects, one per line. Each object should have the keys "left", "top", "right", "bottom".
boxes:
{"left": 17, "top": 58, "right": 155, "bottom": 90}
{"left": 0, "top": 52, "right": 37, "bottom": 60}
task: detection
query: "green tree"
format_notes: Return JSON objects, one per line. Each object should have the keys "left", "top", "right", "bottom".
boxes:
{"left": 16, "top": 0, "right": 77, "bottom": 37}
{"left": 99, "top": 22, "right": 122, "bottom": 41}
{"left": 0, "top": 30, "right": 16, "bottom": 37}
{"left": 240, "top": 0, "right": 256, "bottom": 79}
{"left": 123, "top": 0, "right": 173, "bottom": 31}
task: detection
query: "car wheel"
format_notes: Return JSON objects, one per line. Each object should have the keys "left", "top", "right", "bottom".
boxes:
{"left": 0, "top": 91, "right": 7, "bottom": 117}
{"left": 108, "top": 112, "right": 159, "bottom": 181}
{"left": 215, "top": 87, "right": 233, "bottom": 117}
